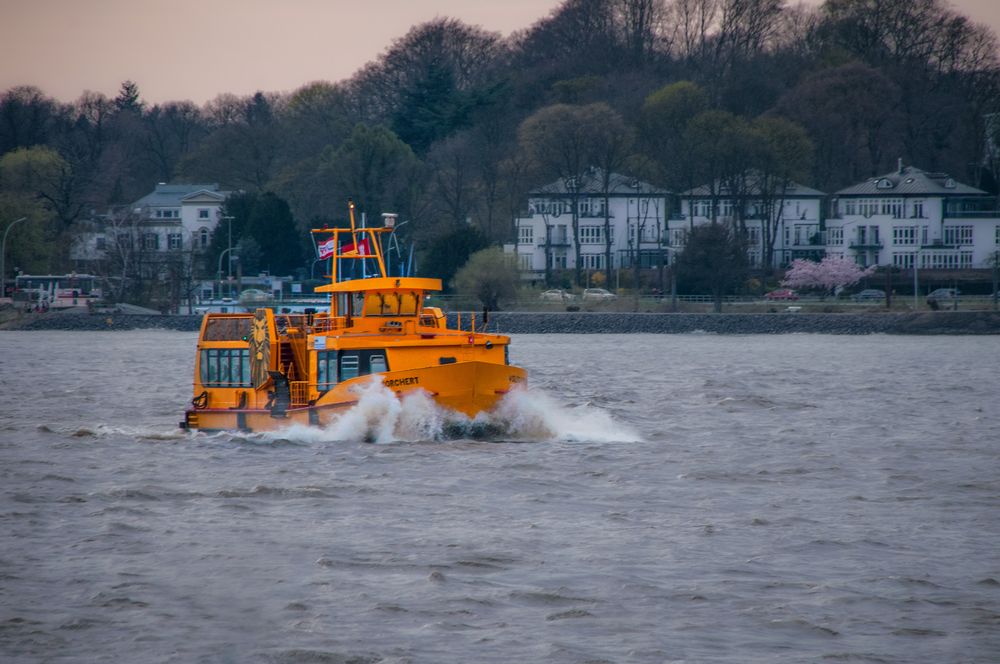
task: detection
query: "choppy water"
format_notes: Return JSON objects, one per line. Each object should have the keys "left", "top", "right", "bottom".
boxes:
{"left": 1, "top": 330, "right": 999, "bottom": 663}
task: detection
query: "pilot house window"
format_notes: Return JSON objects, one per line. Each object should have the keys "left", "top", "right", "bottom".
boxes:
{"left": 363, "top": 292, "right": 419, "bottom": 316}
{"left": 200, "top": 349, "right": 251, "bottom": 387}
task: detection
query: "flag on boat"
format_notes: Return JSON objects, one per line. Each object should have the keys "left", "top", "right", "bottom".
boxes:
{"left": 341, "top": 238, "right": 370, "bottom": 257}
{"left": 317, "top": 238, "right": 335, "bottom": 259}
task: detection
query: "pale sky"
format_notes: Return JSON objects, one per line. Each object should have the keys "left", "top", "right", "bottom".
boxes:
{"left": 1, "top": 0, "right": 998, "bottom": 106}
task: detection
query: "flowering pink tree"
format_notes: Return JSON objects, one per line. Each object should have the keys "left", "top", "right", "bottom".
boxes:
{"left": 782, "top": 257, "right": 876, "bottom": 294}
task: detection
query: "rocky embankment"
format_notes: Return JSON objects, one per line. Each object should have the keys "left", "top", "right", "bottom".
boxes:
{"left": 4, "top": 310, "right": 1000, "bottom": 334}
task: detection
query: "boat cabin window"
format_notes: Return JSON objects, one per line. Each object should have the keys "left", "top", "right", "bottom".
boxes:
{"left": 362, "top": 292, "right": 420, "bottom": 316}
{"left": 317, "top": 353, "right": 336, "bottom": 391}
{"left": 315, "top": 350, "right": 391, "bottom": 390}
{"left": 200, "top": 348, "right": 252, "bottom": 387}
{"left": 340, "top": 354, "right": 360, "bottom": 380}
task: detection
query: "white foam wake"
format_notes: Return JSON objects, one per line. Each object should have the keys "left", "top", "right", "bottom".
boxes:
{"left": 262, "top": 377, "right": 641, "bottom": 444}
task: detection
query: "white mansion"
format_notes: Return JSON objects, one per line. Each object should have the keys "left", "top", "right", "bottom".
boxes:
{"left": 511, "top": 170, "right": 670, "bottom": 280}
{"left": 511, "top": 163, "right": 1000, "bottom": 279}
{"left": 71, "top": 183, "right": 230, "bottom": 265}
{"left": 677, "top": 174, "right": 826, "bottom": 268}
{"left": 825, "top": 164, "right": 999, "bottom": 270}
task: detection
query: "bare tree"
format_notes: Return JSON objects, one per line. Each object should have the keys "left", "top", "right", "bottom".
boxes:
{"left": 519, "top": 103, "right": 623, "bottom": 286}
{"left": 752, "top": 116, "right": 814, "bottom": 273}
{"left": 588, "top": 106, "right": 636, "bottom": 285}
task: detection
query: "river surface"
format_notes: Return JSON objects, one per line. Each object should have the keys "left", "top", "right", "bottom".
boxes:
{"left": 1, "top": 331, "right": 998, "bottom": 663}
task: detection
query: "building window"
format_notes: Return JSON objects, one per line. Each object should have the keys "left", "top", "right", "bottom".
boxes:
{"left": 580, "top": 226, "right": 603, "bottom": 244}
{"left": 745, "top": 226, "right": 760, "bottom": 246}
{"left": 518, "top": 253, "right": 532, "bottom": 270}
{"left": 168, "top": 233, "right": 183, "bottom": 250}
{"left": 995, "top": 225, "right": 1000, "bottom": 244}
{"left": 892, "top": 225, "right": 919, "bottom": 245}
{"left": 580, "top": 253, "right": 605, "bottom": 269}
{"left": 720, "top": 200, "right": 735, "bottom": 218}
{"left": 670, "top": 229, "right": 686, "bottom": 247}
{"left": 518, "top": 225, "right": 533, "bottom": 245}
{"left": 200, "top": 227, "right": 209, "bottom": 248}
{"left": 155, "top": 209, "right": 179, "bottom": 219}
{"left": 554, "top": 224, "right": 568, "bottom": 244}
{"left": 893, "top": 252, "right": 916, "bottom": 269}
{"left": 923, "top": 251, "right": 973, "bottom": 269}
{"left": 95, "top": 237, "right": 107, "bottom": 251}
{"left": 858, "top": 199, "right": 878, "bottom": 217}
{"left": 199, "top": 209, "right": 210, "bottom": 219}
{"left": 548, "top": 250, "right": 567, "bottom": 269}
{"left": 944, "top": 225, "right": 974, "bottom": 246}
{"left": 881, "top": 198, "right": 903, "bottom": 218}
{"left": 912, "top": 201, "right": 925, "bottom": 218}
{"left": 828, "top": 227, "right": 844, "bottom": 246}
{"left": 692, "top": 200, "right": 710, "bottom": 218}
{"left": 143, "top": 233, "right": 159, "bottom": 250}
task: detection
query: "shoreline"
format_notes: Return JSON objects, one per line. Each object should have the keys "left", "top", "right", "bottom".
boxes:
{"left": 4, "top": 310, "right": 1000, "bottom": 334}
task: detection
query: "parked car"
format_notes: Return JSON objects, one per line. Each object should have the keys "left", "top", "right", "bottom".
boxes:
{"left": 582, "top": 288, "right": 617, "bottom": 301}
{"left": 764, "top": 288, "right": 798, "bottom": 301}
{"left": 927, "top": 288, "right": 960, "bottom": 302}
{"left": 539, "top": 289, "right": 575, "bottom": 302}
{"left": 852, "top": 289, "right": 886, "bottom": 301}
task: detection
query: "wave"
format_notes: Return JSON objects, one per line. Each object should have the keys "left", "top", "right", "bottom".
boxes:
{"left": 258, "top": 378, "right": 641, "bottom": 445}
{"left": 45, "top": 423, "right": 188, "bottom": 441}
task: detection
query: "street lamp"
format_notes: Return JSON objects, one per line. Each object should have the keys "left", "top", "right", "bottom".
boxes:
{"left": 992, "top": 251, "right": 999, "bottom": 310}
{"left": 663, "top": 244, "right": 680, "bottom": 312}
{"left": 1, "top": 216, "right": 28, "bottom": 299}
{"left": 220, "top": 215, "right": 235, "bottom": 279}
{"left": 217, "top": 247, "right": 237, "bottom": 299}
{"left": 311, "top": 257, "right": 328, "bottom": 280}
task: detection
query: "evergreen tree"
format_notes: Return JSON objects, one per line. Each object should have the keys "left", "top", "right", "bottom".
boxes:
{"left": 420, "top": 225, "right": 488, "bottom": 292}
{"left": 676, "top": 223, "right": 749, "bottom": 313}
{"left": 245, "top": 192, "right": 303, "bottom": 275}
{"left": 113, "top": 80, "right": 144, "bottom": 114}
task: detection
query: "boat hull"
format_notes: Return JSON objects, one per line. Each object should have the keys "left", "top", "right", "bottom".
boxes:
{"left": 182, "top": 361, "right": 526, "bottom": 433}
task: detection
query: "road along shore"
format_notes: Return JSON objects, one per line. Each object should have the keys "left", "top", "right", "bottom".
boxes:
{"left": 5, "top": 310, "right": 1000, "bottom": 334}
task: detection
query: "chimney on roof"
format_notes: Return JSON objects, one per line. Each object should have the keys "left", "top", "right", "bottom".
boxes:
{"left": 897, "top": 158, "right": 903, "bottom": 174}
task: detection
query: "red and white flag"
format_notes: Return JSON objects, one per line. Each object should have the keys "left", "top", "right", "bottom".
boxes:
{"left": 317, "top": 238, "right": 335, "bottom": 259}
{"left": 341, "top": 238, "right": 370, "bottom": 257}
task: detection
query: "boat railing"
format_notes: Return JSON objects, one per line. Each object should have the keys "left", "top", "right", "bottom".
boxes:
{"left": 290, "top": 381, "right": 309, "bottom": 406}
{"left": 311, "top": 316, "right": 347, "bottom": 333}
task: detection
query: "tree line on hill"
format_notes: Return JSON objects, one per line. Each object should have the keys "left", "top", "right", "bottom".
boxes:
{"left": 1, "top": 0, "right": 998, "bottom": 295}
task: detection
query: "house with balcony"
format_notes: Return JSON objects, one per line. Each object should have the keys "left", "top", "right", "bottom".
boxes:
{"left": 71, "top": 183, "right": 231, "bottom": 265}
{"left": 131, "top": 183, "right": 230, "bottom": 253}
{"left": 676, "top": 174, "right": 826, "bottom": 269}
{"left": 510, "top": 169, "right": 669, "bottom": 280}
{"left": 826, "top": 164, "right": 1000, "bottom": 270}
{"left": 68, "top": 183, "right": 232, "bottom": 310}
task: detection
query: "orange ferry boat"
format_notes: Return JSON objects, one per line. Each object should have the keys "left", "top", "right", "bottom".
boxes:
{"left": 181, "top": 202, "right": 526, "bottom": 432}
